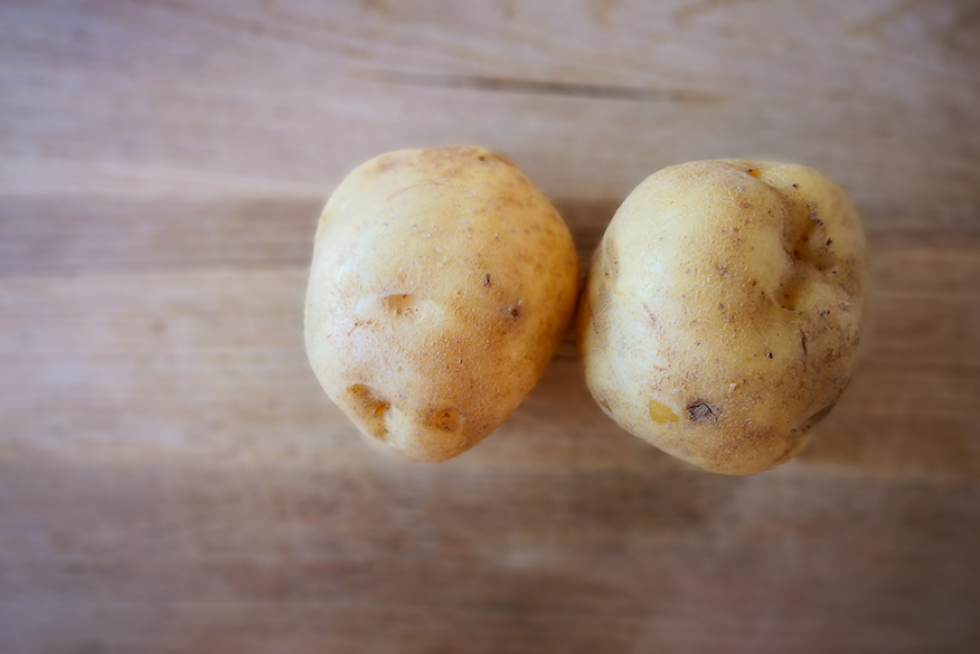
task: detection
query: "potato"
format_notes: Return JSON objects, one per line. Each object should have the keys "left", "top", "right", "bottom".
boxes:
{"left": 305, "top": 146, "right": 578, "bottom": 462}
{"left": 576, "top": 159, "right": 867, "bottom": 474}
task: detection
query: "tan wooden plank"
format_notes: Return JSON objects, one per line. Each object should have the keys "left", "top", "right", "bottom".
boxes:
{"left": 2, "top": 1, "right": 978, "bottom": 203}
{"left": 2, "top": 0, "right": 979, "bottom": 651}
{"left": 0, "top": 457, "right": 978, "bottom": 653}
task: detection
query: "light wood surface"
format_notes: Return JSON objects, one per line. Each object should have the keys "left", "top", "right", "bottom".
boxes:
{"left": 2, "top": 1, "right": 979, "bottom": 652}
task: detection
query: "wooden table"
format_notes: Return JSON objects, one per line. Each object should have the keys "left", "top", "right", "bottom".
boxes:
{"left": 2, "top": 1, "right": 979, "bottom": 652}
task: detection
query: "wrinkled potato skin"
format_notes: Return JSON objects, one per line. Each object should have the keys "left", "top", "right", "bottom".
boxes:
{"left": 577, "top": 159, "right": 866, "bottom": 475}
{"left": 305, "top": 146, "right": 578, "bottom": 462}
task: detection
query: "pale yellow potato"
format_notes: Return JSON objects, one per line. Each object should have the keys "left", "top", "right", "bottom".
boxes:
{"left": 577, "top": 159, "right": 867, "bottom": 474}
{"left": 305, "top": 146, "right": 578, "bottom": 462}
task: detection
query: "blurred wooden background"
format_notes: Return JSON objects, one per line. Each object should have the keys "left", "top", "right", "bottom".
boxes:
{"left": 2, "top": 1, "right": 979, "bottom": 652}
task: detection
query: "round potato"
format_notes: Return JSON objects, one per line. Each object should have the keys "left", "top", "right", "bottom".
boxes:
{"left": 576, "top": 159, "right": 867, "bottom": 474}
{"left": 305, "top": 146, "right": 578, "bottom": 462}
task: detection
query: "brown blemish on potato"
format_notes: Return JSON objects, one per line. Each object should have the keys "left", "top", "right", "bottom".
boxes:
{"left": 380, "top": 293, "right": 422, "bottom": 317}
{"left": 642, "top": 303, "right": 657, "bottom": 326}
{"left": 484, "top": 273, "right": 492, "bottom": 287}
{"left": 800, "top": 329, "right": 808, "bottom": 356}
{"left": 425, "top": 407, "right": 462, "bottom": 432}
{"left": 686, "top": 401, "right": 718, "bottom": 424}
{"left": 776, "top": 283, "right": 799, "bottom": 311}
{"left": 649, "top": 400, "right": 679, "bottom": 424}
{"left": 745, "top": 168, "right": 763, "bottom": 178}
{"left": 346, "top": 384, "right": 390, "bottom": 441}
{"left": 346, "top": 318, "right": 373, "bottom": 337}
{"left": 597, "top": 397, "right": 613, "bottom": 415}
{"left": 772, "top": 191, "right": 844, "bottom": 308}
{"left": 508, "top": 303, "right": 521, "bottom": 319}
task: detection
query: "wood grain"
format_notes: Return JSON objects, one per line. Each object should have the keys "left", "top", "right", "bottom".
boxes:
{"left": 2, "top": 0, "right": 979, "bottom": 652}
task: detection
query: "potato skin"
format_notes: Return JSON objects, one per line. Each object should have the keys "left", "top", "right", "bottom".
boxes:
{"left": 577, "top": 159, "right": 867, "bottom": 475}
{"left": 305, "top": 146, "right": 578, "bottom": 462}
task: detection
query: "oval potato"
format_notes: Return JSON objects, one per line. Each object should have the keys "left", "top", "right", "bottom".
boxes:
{"left": 305, "top": 146, "right": 579, "bottom": 462}
{"left": 577, "top": 159, "right": 867, "bottom": 474}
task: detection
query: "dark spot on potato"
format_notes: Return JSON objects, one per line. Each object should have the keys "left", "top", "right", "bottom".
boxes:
{"left": 826, "top": 239, "right": 833, "bottom": 246}
{"left": 767, "top": 351, "right": 773, "bottom": 359}
{"left": 800, "top": 330, "right": 808, "bottom": 355}
{"left": 484, "top": 273, "right": 492, "bottom": 287}
{"left": 509, "top": 304, "right": 521, "bottom": 319}
{"left": 792, "top": 183, "right": 799, "bottom": 189}
{"left": 686, "top": 401, "right": 718, "bottom": 424}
